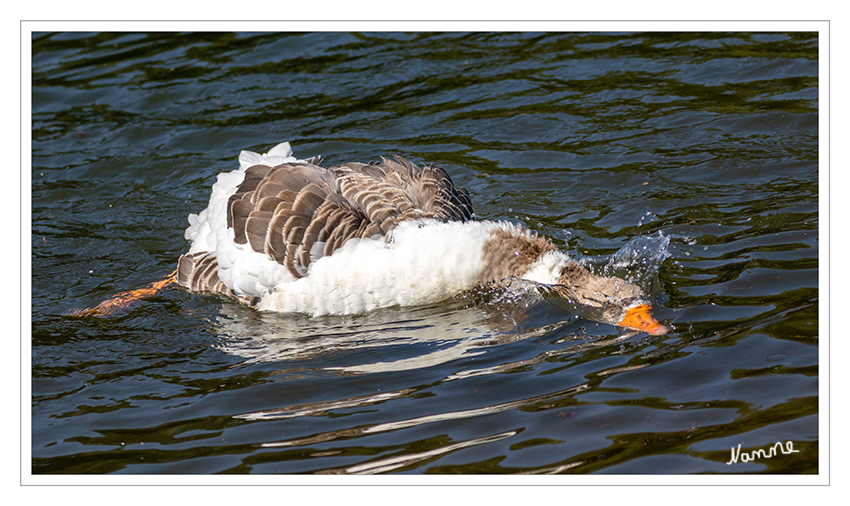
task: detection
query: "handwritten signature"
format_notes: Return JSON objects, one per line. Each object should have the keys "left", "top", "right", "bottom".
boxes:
{"left": 727, "top": 441, "right": 799, "bottom": 465}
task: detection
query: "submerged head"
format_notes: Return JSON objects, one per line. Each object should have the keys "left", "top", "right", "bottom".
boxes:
{"left": 551, "top": 262, "right": 668, "bottom": 335}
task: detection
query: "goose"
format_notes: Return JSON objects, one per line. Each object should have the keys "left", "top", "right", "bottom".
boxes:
{"left": 76, "top": 142, "right": 667, "bottom": 335}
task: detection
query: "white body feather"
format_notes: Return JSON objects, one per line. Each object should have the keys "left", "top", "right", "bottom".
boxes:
{"left": 259, "top": 219, "right": 499, "bottom": 315}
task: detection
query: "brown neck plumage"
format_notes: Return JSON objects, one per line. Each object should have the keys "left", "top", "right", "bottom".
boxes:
{"left": 476, "top": 227, "right": 558, "bottom": 285}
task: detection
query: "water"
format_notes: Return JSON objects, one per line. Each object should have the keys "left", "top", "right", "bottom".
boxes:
{"left": 30, "top": 31, "right": 819, "bottom": 476}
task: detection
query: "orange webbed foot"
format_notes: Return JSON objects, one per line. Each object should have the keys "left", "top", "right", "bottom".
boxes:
{"left": 69, "top": 270, "right": 178, "bottom": 316}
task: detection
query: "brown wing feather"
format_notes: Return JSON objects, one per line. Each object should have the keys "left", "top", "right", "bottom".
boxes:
{"left": 221, "top": 154, "right": 474, "bottom": 280}
{"left": 177, "top": 252, "right": 259, "bottom": 305}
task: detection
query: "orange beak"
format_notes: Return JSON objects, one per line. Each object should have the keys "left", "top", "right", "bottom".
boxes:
{"left": 618, "top": 304, "right": 668, "bottom": 335}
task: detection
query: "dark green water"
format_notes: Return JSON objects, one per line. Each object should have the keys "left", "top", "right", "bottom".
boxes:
{"left": 31, "top": 32, "right": 819, "bottom": 475}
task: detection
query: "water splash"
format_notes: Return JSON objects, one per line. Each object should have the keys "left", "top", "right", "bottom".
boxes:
{"left": 560, "top": 229, "right": 589, "bottom": 250}
{"left": 636, "top": 210, "right": 659, "bottom": 227}
{"left": 577, "top": 232, "right": 671, "bottom": 292}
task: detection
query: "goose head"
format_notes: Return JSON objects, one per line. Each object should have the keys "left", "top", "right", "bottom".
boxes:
{"left": 550, "top": 262, "right": 668, "bottom": 335}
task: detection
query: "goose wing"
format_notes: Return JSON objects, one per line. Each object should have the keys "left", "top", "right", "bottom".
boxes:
{"left": 226, "top": 154, "right": 474, "bottom": 280}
